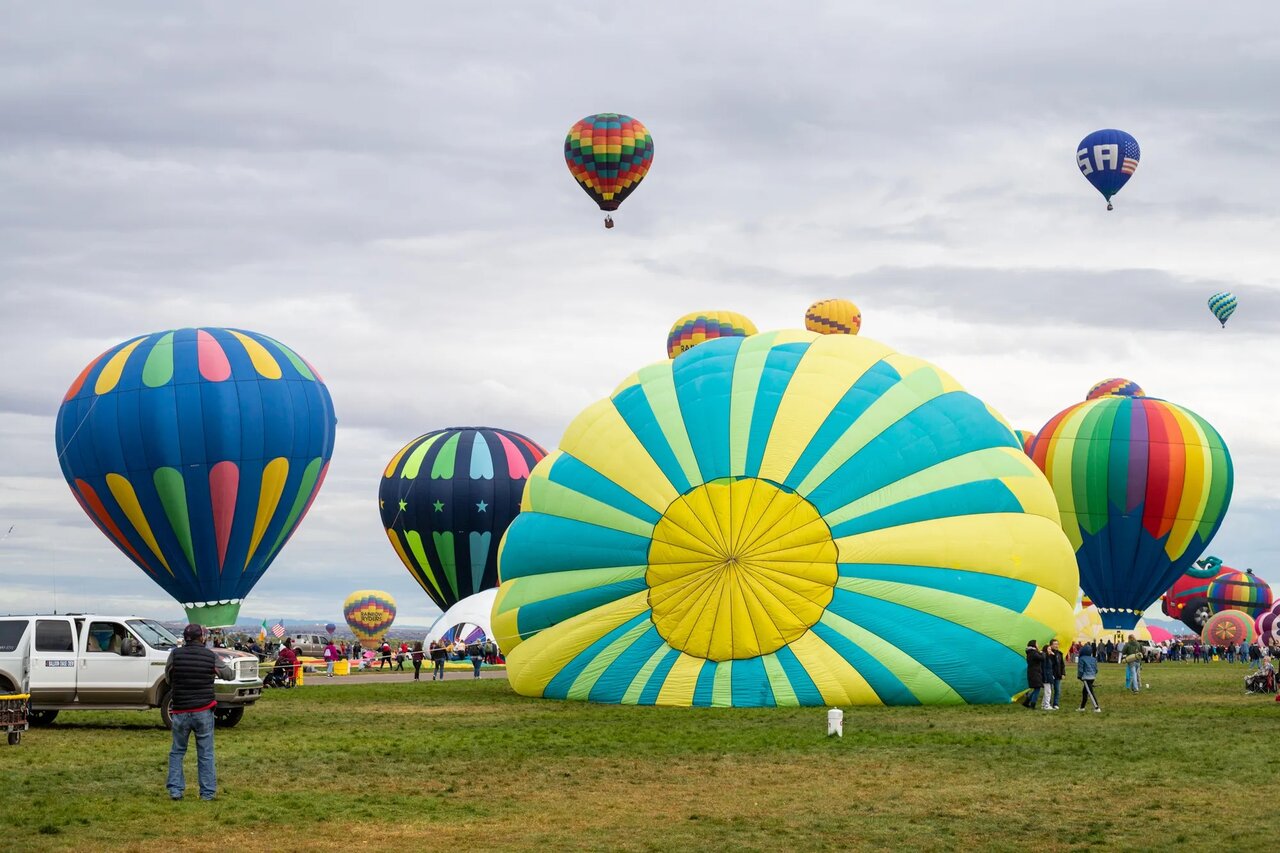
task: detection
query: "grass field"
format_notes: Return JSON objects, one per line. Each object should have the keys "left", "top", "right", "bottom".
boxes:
{"left": 2, "top": 661, "right": 1272, "bottom": 852}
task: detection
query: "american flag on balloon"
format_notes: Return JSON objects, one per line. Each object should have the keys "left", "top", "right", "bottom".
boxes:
{"left": 1120, "top": 138, "right": 1140, "bottom": 175}
{"left": 270, "top": 620, "right": 286, "bottom": 638}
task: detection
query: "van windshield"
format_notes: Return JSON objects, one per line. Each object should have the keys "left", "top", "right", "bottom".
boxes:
{"left": 128, "top": 619, "right": 179, "bottom": 650}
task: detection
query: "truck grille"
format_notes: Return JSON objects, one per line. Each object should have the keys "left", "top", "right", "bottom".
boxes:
{"left": 236, "top": 660, "right": 259, "bottom": 681}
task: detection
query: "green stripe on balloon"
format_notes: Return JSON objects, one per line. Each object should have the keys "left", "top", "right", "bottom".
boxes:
{"left": 263, "top": 457, "right": 323, "bottom": 562}
{"left": 1105, "top": 400, "right": 1132, "bottom": 514}
{"left": 432, "top": 433, "right": 460, "bottom": 479}
{"left": 404, "top": 530, "right": 446, "bottom": 601}
{"left": 402, "top": 432, "right": 446, "bottom": 479}
{"left": 142, "top": 332, "right": 175, "bottom": 388}
{"left": 260, "top": 335, "right": 316, "bottom": 381}
{"left": 153, "top": 467, "right": 195, "bottom": 574}
{"left": 433, "top": 531, "right": 459, "bottom": 600}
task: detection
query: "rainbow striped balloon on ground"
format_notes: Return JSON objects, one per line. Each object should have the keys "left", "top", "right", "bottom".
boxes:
{"left": 1030, "top": 385, "right": 1233, "bottom": 630}
{"left": 1207, "top": 568, "right": 1272, "bottom": 618}
{"left": 55, "top": 328, "right": 336, "bottom": 626}
{"left": 494, "top": 331, "right": 1077, "bottom": 707}
{"left": 380, "top": 427, "right": 546, "bottom": 611}
{"left": 343, "top": 590, "right": 396, "bottom": 650}
{"left": 666, "top": 311, "right": 757, "bottom": 360}
{"left": 1201, "top": 609, "right": 1255, "bottom": 647}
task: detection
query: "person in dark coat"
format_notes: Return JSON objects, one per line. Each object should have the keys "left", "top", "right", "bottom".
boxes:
{"left": 165, "top": 624, "right": 234, "bottom": 800}
{"left": 1022, "top": 640, "right": 1045, "bottom": 709}
{"left": 1045, "top": 639, "right": 1066, "bottom": 710}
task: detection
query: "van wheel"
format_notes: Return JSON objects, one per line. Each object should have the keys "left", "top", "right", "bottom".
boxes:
{"left": 214, "top": 707, "right": 244, "bottom": 728}
{"left": 28, "top": 710, "right": 58, "bottom": 727}
{"left": 159, "top": 689, "right": 173, "bottom": 730}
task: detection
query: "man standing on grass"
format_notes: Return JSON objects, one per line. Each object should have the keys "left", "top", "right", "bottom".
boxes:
{"left": 1122, "top": 634, "right": 1142, "bottom": 693}
{"left": 1022, "top": 640, "right": 1045, "bottom": 709}
{"left": 165, "top": 624, "right": 234, "bottom": 801}
{"left": 1045, "top": 639, "right": 1065, "bottom": 710}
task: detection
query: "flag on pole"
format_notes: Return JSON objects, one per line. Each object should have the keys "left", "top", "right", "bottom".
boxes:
{"left": 271, "top": 620, "right": 286, "bottom": 639}
{"left": 258, "top": 620, "right": 268, "bottom": 643}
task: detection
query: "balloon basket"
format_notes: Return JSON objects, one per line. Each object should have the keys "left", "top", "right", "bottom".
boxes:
{"left": 184, "top": 601, "right": 241, "bottom": 628}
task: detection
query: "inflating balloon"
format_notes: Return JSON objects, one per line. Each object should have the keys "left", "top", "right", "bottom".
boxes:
{"left": 1207, "top": 291, "right": 1237, "bottom": 328}
{"left": 666, "top": 311, "right": 757, "bottom": 359}
{"left": 804, "top": 299, "right": 861, "bottom": 335}
{"left": 380, "top": 427, "right": 546, "bottom": 611}
{"left": 1162, "top": 560, "right": 1231, "bottom": 632}
{"left": 1086, "top": 378, "right": 1145, "bottom": 401}
{"left": 1030, "top": 384, "right": 1233, "bottom": 630}
{"left": 55, "top": 328, "right": 337, "bottom": 626}
{"left": 1015, "top": 429, "right": 1036, "bottom": 455}
{"left": 494, "top": 331, "right": 1077, "bottom": 707}
{"left": 1077, "top": 129, "right": 1140, "bottom": 210}
{"left": 1255, "top": 602, "right": 1280, "bottom": 644}
{"left": 1201, "top": 609, "right": 1255, "bottom": 647}
{"left": 343, "top": 590, "right": 396, "bottom": 650}
{"left": 1075, "top": 604, "right": 1150, "bottom": 643}
{"left": 1207, "top": 568, "right": 1273, "bottom": 618}
{"left": 565, "top": 113, "right": 653, "bottom": 228}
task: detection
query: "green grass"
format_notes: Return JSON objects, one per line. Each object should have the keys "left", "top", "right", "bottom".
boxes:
{"left": 2, "top": 662, "right": 1271, "bottom": 852}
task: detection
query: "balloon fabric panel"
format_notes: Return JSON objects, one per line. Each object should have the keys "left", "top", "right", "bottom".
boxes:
{"left": 495, "top": 332, "right": 1078, "bottom": 707}
{"left": 55, "top": 329, "right": 337, "bottom": 626}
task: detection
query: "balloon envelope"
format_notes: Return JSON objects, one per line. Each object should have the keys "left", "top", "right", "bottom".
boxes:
{"left": 495, "top": 331, "right": 1078, "bottom": 706}
{"left": 1076, "top": 129, "right": 1140, "bottom": 206}
{"left": 1201, "top": 609, "right": 1256, "bottom": 646}
{"left": 55, "top": 328, "right": 336, "bottom": 626}
{"left": 325, "top": 623, "right": 336, "bottom": 636}
{"left": 666, "top": 311, "right": 757, "bottom": 359}
{"left": 380, "top": 427, "right": 546, "bottom": 611}
{"left": 1254, "top": 602, "right": 1280, "bottom": 644}
{"left": 1208, "top": 291, "right": 1237, "bottom": 327}
{"left": 1086, "top": 378, "right": 1145, "bottom": 401}
{"left": 343, "top": 590, "right": 396, "bottom": 650}
{"left": 564, "top": 113, "right": 653, "bottom": 212}
{"left": 1162, "top": 562, "right": 1231, "bottom": 631}
{"left": 804, "top": 299, "right": 862, "bottom": 335}
{"left": 1031, "top": 389, "right": 1233, "bottom": 630}
{"left": 1207, "top": 568, "right": 1272, "bottom": 618}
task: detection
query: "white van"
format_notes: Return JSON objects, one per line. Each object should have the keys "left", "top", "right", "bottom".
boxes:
{"left": 0, "top": 614, "right": 262, "bottom": 729}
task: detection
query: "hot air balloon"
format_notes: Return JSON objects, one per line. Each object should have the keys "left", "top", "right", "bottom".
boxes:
{"left": 1030, "top": 384, "right": 1233, "bottom": 630}
{"left": 380, "top": 427, "right": 546, "bottom": 612}
{"left": 1015, "top": 429, "right": 1036, "bottom": 455}
{"left": 1202, "top": 609, "right": 1255, "bottom": 647}
{"left": 325, "top": 623, "right": 336, "bottom": 636}
{"left": 1207, "top": 568, "right": 1273, "bottom": 618}
{"left": 666, "top": 311, "right": 757, "bottom": 359}
{"left": 1076, "top": 129, "right": 1140, "bottom": 210}
{"left": 343, "top": 590, "right": 396, "bottom": 650}
{"left": 1208, "top": 291, "right": 1237, "bottom": 328}
{"left": 55, "top": 328, "right": 337, "bottom": 627}
{"left": 1162, "top": 557, "right": 1232, "bottom": 632}
{"left": 493, "top": 331, "right": 1077, "bottom": 707}
{"left": 1255, "top": 601, "right": 1280, "bottom": 644}
{"left": 1086, "top": 378, "right": 1145, "bottom": 401}
{"left": 804, "top": 299, "right": 861, "bottom": 335}
{"left": 564, "top": 113, "right": 653, "bottom": 229}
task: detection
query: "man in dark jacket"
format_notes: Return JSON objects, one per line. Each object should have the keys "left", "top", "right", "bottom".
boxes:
{"left": 1045, "top": 639, "right": 1066, "bottom": 710}
{"left": 165, "top": 624, "right": 233, "bottom": 800}
{"left": 1022, "top": 640, "right": 1045, "bottom": 708}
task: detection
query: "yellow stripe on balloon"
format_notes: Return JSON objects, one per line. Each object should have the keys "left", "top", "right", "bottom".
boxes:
{"left": 1164, "top": 407, "right": 1211, "bottom": 561}
{"left": 565, "top": 619, "right": 653, "bottom": 701}
{"left": 104, "top": 473, "right": 173, "bottom": 576}
{"left": 787, "top": 630, "right": 881, "bottom": 705}
{"left": 621, "top": 644, "right": 676, "bottom": 705}
{"left": 654, "top": 653, "right": 703, "bottom": 705}
{"left": 835, "top": 513, "right": 1078, "bottom": 603}
{"left": 634, "top": 363, "right": 702, "bottom": 489}
{"left": 229, "top": 331, "right": 283, "bottom": 379}
{"left": 560, "top": 399, "right": 677, "bottom": 514}
{"left": 758, "top": 334, "right": 893, "bottom": 485}
{"left": 504, "top": 591, "right": 649, "bottom": 697}
{"left": 819, "top": 609, "right": 962, "bottom": 703}
{"left": 1022, "top": 587, "right": 1077, "bottom": 647}
{"left": 245, "top": 457, "right": 288, "bottom": 569}
{"left": 520, "top": 451, "right": 559, "bottom": 512}
{"left": 94, "top": 338, "right": 147, "bottom": 395}
{"left": 761, "top": 654, "right": 799, "bottom": 705}
{"left": 997, "top": 470, "right": 1064, "bottom": 526}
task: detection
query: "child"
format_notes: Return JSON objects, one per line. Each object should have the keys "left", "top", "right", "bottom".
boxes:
{"left": 1077, "top": 642, "right": 1101, "bottom": 712}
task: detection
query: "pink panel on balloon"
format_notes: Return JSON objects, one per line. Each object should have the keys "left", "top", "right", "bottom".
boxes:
{"left": 209, "top": 461, "right": 239, "bottom": 570}
{"left": 495, "top": 432, "right": 531, "bottom": 479}
{"left": 197, "top": 329, "right": 232, "bottom": 382}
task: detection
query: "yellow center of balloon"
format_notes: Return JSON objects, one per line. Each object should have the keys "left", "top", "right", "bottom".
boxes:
{"left": 646, "top": 478, "right": 837, "bottom": 661}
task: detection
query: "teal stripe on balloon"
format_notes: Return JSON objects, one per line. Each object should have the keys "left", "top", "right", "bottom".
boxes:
{"left": 589, "top": 624, "right": 667, "bottom": 703}
{"left": 673, "top": 337, "right": 742, "bottom": 484}
{"left": 638, "top": 647, "right": 681, "bottom": 705}
{"left": 743, "top": 344, "right": 809, "bottom": 477}
{"left": 784, "top": 360, "right": 901, "bottom": 490}
{"left": 515, "top": 578, "right": 649, "bottom": 640}
{"left": 469, "top": 432, "right": 494, "bottom": 479}
{"left": 837, "top": 563, "right": 1037, "bottom": 613}
{"left": 692, "top": 660, "right": 718, "bottom": 707}
{"left": 807, "top": 394, "right": 1014, "bottom": 516}
{"left": 612, "top": 384, "right": 692, "bottom": 494}
{"left": 499, "top": 514, "right": 650, "bottom": 579}
{"left": 811, "top": 622, "right": 919, "bottom": 705}
{"left": 825, "top": 589, "right": 1024, "bottom": 704}
{"left": 827, "top": 480, "right": 1023, "bottom": 538}
{"left": 773, "top": 644, "right": 824, "bottom": 705}
{"left": 730, "top": 657, "right": 774, "bottom": 707}
{"left": 543, "top": 611, "right": 652, "bottom": 699}
{"left": 546, "top": 455, "right": 662, "bottom": 525}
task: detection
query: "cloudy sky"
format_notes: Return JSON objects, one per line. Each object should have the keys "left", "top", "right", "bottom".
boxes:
{"left": 2, "top": 3, "right": 1277, "bottom": 630}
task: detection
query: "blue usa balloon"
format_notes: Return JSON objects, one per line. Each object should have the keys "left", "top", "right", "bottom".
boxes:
{"left": 1076, "top": 129, "right": 1140, "bottom": 210}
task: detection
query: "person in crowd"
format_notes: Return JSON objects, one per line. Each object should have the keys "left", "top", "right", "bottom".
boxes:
{"left": 1250, "top": 643, "right": 1263, "bottom": 670}
{"left": 411, "top": 641, "right": 424, "bottom": 681}
{"left": 1076, "top": 642, "right": 1101, "bottom": 712}
{"left": 322, "top": 638, "right": 339, "bottom": 678}
{"left": 1226, "top": 642, "right": 1236, "bottom": 663}
{"left": 394, "top": 641, "right": 408, "bottom": 671}
{"left": 430, "top": 640, "right": 447, "bottom": 681}
{"left": 1022, "top": 640, "right": 1044, "bottom": 709}
{"left": 166, "top": 624, "right": 234, "bottom": 800}
{"left": 1122, "top": 634, "right": 1142, "bottom": 693}
{"left": 379, "top": 640, "right": 393, "bottom": 670}
{"left": 1045, "top": 638, "right": 1065, "bottom": 710}
{"left": 276, "top": 637, "right": 300, "bottom": 686}
{"left": 467, "top": 640, "right": 484, "bottom": 679}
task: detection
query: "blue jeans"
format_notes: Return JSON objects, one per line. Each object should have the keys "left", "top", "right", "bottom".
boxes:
{"left": 168, "top": 708, "right": 216, "bottom": 800}
{"left": 1050, "top": 679, "right": 1061, "bottom": 707}
{"left": 1023, "top": 687, "right": 1041, "bottom": 707}
{"left": 471, "top": 656, "right": 482, "bottom": 678}
{"left": 1127, "top": 662, "right": 1141, "bottom": 692}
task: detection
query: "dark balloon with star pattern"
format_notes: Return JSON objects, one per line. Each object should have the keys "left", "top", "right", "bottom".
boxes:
{"left": 379, "top": 427, "right": 547, "bottom": 611}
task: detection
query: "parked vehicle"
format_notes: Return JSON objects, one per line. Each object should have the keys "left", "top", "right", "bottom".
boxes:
{"left": 0, "top": 614, "right": 262, "bottom": 729}
{"left": 285, "top": 633, "right": 328, "bottom": 658}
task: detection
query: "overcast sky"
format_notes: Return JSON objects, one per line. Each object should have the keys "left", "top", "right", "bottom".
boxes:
{"left": 2, "top": 3, "right": 1277, "bottom": 630}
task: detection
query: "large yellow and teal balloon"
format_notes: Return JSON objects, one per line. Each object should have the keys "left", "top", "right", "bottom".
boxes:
{"left": 343, "top": 590, "right": 396, "bottom": 650}
{"left": 1030, "top": 385, "right": 1233, "bottom": 630}
{"left": 494, "top": 331, "right": 1077, "bottom": 707}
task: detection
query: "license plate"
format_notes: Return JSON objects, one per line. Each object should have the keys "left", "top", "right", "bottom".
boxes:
{"left": 44, "top": 660, "right": 75, "bottom": 668}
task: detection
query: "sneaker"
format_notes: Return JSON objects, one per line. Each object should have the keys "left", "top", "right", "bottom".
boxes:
{"left": 1076, "top": 708, "right": 1085, "bottom": 712}
{"left": 1094, "top": 707, "right": 1102, "bottom": 713}
{"left": 1052, "top": 706, "right": 1059, "bottom": 710}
